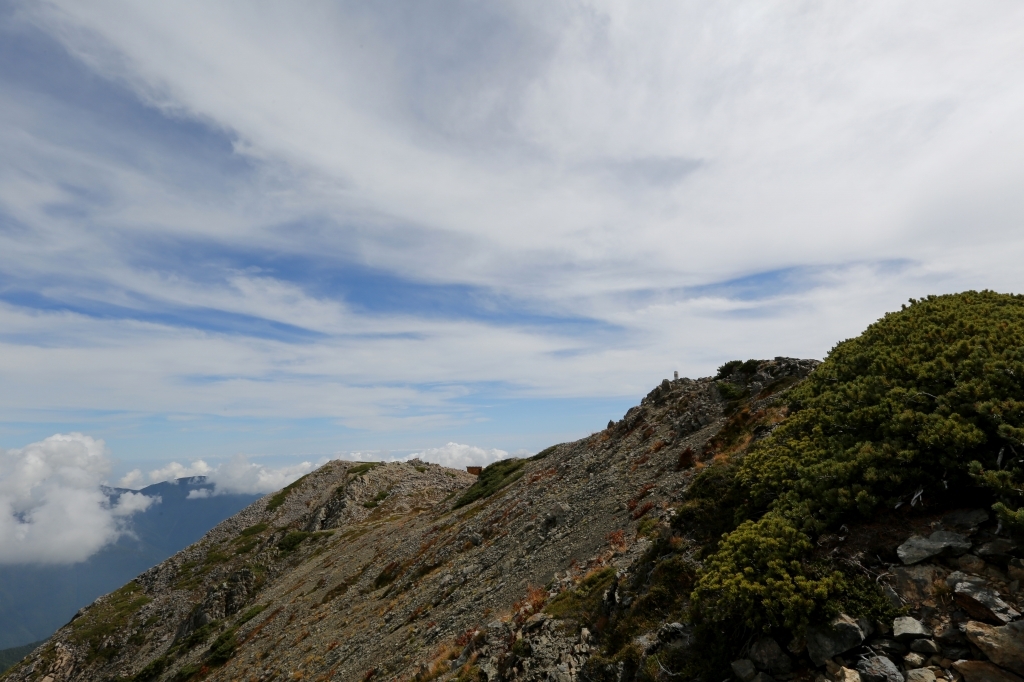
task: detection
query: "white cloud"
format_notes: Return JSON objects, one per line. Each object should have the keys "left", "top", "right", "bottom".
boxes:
{"left": 404, "top": 443, "right": 510, "bottom": 470}
{"left": 112, "top": 490, "right": 160, "bottom": 516}
{"left": 147, "top": 459, "right": 213, "bottom": 483}
{"left": 143, "top": 455, "right": 314, "bottom": 495}
{"left": 0, "top": 433, "right": 159, "bottom": 564}
{"left": 118, "top": 468, "right": 144, "bottom": 488}
{"left": 206, "top": 455, "right": 314, "bottom": 495}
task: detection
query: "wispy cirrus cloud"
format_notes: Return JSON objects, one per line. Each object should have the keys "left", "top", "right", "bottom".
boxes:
{"left": 1, "top": 2, "right": 1023, "bottom": 459}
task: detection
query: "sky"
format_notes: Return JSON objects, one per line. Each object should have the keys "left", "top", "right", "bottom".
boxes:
{"left": 2, "top": 1, "right": 1024, "bottom": 561}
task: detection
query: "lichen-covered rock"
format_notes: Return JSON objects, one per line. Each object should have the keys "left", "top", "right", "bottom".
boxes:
{"left": 953, "top": 660, "right": 1024, "bottom": 682}
{"left": 892, "top": 564, "right": 946, "bottom": 602}
{"left": 903, "top": 652, "right": 926, "bottom": 669}
{"left": 963, "top": 620, "right": 1024, "bottom": 676}
{"left": 906, "top": 669, "right": 936, "bottom": 682}
{"left": 837, "top": 667, "right": 863, "bottom": 682}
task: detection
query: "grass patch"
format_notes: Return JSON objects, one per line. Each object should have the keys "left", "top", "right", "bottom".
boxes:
{"left": 69, "top": 582, "right": 151, "bottom": 661}
{"left": 234, "top": 539, "right": 258, "bottom": 555}
{"left": 265, "top": 473, "right": 312, "bottom": 512}
{"left": 347, "top": 462, "right": 378, "bottom": 477}
{"left": 363, "top": 490, "right": 389, "bottom": 509}
{"left": 374, "top": 561, "right": 403, "bottom": 589}
{"left": 179, "top": 620, "right": 219, "bottom": 649}
{"left": 277, "top": 531, "right": 332, "bottom": 553}
{"left": 530, "top": 444, "right": 562, "bottom": 461}
{"left": 131, "top": 654, "right": 169, "bottom": 681}
{"left": 544, "top": 567, "right": 616, "bottom": 623}
{"left": 206, "top": 627, "right": 238, "bottom": 665}
{"left": 636, "top": 516, "right": 659, "bottom": 538}
{"left": 173, "top": 560, "right": 210, "bottom": 592}
{"left": 203, "top": 551, "right": 230, "bottom": 566}
{"left": 452, "top": 458, "right": 526, "bottom": 509}
{"left": 239, "top": 522, "right": 268, "bottom": 537}
{"left": 171, "top": 662, "right": 201, "bottom": 681}
{"left": 237, "top": 604, "right": 267, "bottom": 625}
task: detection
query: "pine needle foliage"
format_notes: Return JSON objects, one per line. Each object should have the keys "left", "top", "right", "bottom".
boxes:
{"left": 693, "top": 291, "right": 1024, "bottom": 633}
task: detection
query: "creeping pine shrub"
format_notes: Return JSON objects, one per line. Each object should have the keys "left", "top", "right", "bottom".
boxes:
{"left": 737, "top": 290, "right": 1024, "bottom": 533}
{"left": 715, "top": 381, "right": 747, "bottom": 401}
{"left": 692, "top": 291, "right": 1024, "bottom": 633}
{"left": 692, "top": 513, "right": 844, "bottom": 632}
{"left": 276, "top": 530, "right": 331, "bottom": 553}
{"left": 715, "top": 359, "right": 763, "bottom": 380}
{"left": 671, "top": 460, "right": 744, "bottom": 548}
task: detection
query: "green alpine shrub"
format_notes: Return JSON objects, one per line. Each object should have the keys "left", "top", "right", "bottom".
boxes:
{"left": 693, "top": 291, "right": 1024, "bottom": 633}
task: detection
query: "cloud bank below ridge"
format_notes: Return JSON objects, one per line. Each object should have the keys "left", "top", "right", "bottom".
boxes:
{"left": 0, "top": 433, "right": 157, "bottom": 564}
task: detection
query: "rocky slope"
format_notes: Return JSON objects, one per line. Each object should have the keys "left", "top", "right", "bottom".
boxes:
{"left": 3, "top": 356, "right": 1022, "bottom": 682}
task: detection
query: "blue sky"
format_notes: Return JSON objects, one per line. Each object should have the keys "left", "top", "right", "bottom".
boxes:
{"left": 3, "top": 1, "right": 1024, "bottom": 482}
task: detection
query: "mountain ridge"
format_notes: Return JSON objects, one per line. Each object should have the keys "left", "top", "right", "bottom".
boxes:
{"left": 0, "top": 356, "right": 821, "bottom": 681}
{"left": 6, "top": 292, "right": 1024, "bottom": 682}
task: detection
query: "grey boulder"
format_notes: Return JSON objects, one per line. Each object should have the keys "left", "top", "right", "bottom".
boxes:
{"left": 976, "top": 539, "right": 1020, "bottom": 564}
{"left": 897, "top": 531, "right": 972, "bottom": 565}
{"left": 872, "top": 640, "right": 907, "bottom": 656}
{"left": 947, "top": 571, "right": 988, "bottom": 591}
{"left": 731, "top": 659, "right": 757, "bottom": 682}
{"left": 857, "top": 656, "right": 905, "bottom": 682}
{"left": 954, "top": 583, "right": 1021, "bottom": 624}
{"left": 909, "top": 639, "right": 941, "bottom": 654}
{"left": 806, "top": 614, "right": 872, "bottom": 666}
{"left": 893, "top": 616, "right": 931, "bottom": 642}
{"left": 942, "top": 509, "right": 989, "bottom": 531}
{"left": 749, "top": 638, "right": 792, "bottom": 675}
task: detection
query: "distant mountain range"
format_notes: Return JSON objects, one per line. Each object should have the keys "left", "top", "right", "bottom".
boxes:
{"left": 0, "top": 477, "right": 261, "bottom": 649}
